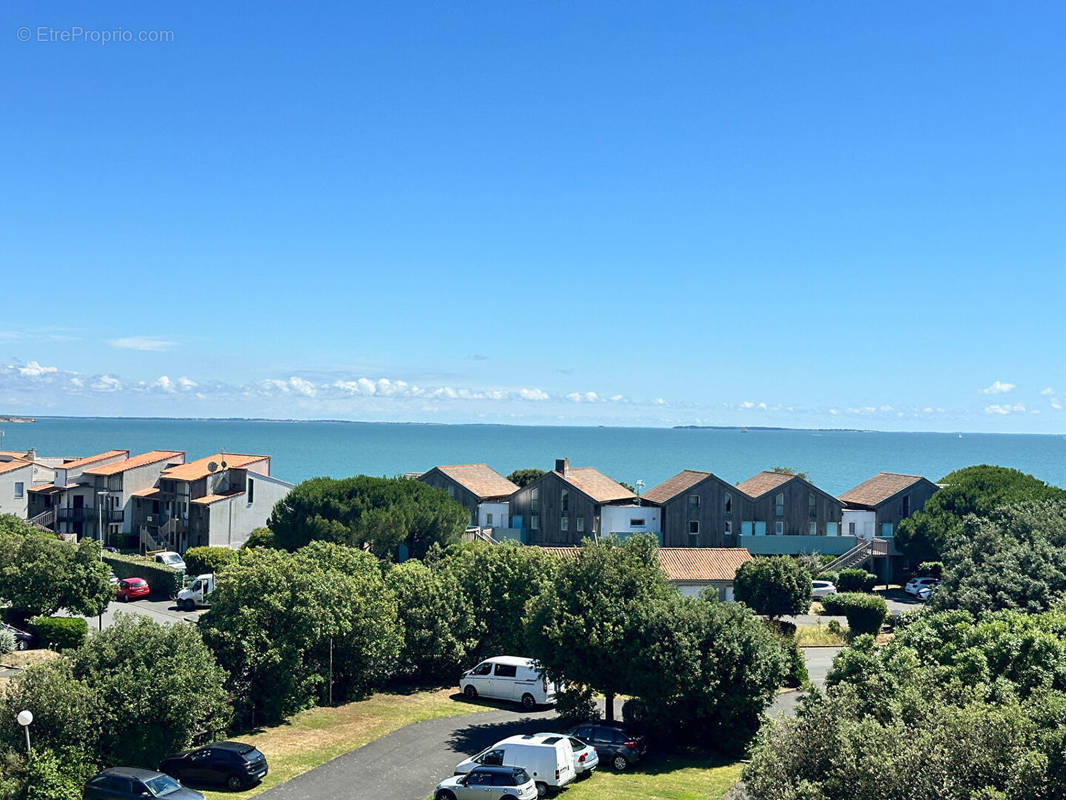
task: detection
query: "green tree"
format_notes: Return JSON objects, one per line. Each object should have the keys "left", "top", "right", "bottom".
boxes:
{"left": 267, "top": 476, "right": 467, "bottom": 559}
{"left": 70, "top": 614, "right": 230, "bottom": 767}
{"left": 386, "top": 560, "right": 477, "bottom": 682}
{"left": 771, "top": 466, "right": 809, "bottom": 480}
{"left": 506, "top": 469, "right": 545, "bottom": 488}
{"left": 183, "top": 545, "right": 239, "bottom": 575}
{"left": 525, "top": 535, "right": 673, "bottom": 720}
{"left": 734, "top": 556, "right": 813, "bottom": 619}
{"left": 241, "top": 526, "right": 276, "bottom": 549}
{"left": 444, "top": 542, "right": 559, "bottom": 658}
{"left": 0, "top": 659, "right": 98, "bottom": 757}
{"left": 0, "top": 516, "right": 112, "bottom": 620}
{"left": 895, "top": 465, "right": 1066, "bottom": 562}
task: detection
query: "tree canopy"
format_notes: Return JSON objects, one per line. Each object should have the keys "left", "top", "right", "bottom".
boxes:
{"left": 733, "top": 555, "right": 812, "bottom": 619}
{"left": 895, "top": 465, "right": 1066, "bottom": 562}
{"left": 506, "top": 468, "right": 545, "bottom": 488}
{"left": 267, "top": 475, "right": 468, "bottom": 558}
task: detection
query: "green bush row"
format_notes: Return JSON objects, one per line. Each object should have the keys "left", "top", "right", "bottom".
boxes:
{"left": 821, "top": 592, "right": 887, "bottom": 636}
{"left": 103, "top": 553, "right": 181, "bottom": 598}
{"left": 836, "top": 568, "right": 877, "bottom": 593}
{"left": 29, "top": 616, "right": 88, "bottom": 650}
{"left": 183, "top": 546, "right": 239, "bottom": 576}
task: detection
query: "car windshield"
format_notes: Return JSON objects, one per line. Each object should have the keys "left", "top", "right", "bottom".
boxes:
{"left": 513, "top": 769, "right": 531, "bottom": 783}
{"left": 144, "top": 775, "right": 183, "bottom": 796}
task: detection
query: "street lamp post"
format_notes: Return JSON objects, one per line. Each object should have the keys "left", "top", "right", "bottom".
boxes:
{"left": 16, "top": 710, "right": 32, "bottom": 756}
{"left": 97, "top": 490, "right": 108, "bottom": 545}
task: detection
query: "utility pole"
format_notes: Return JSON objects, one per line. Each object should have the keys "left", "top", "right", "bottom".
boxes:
{"left": 328, "top": 637, "right": 334, "bottom": 706}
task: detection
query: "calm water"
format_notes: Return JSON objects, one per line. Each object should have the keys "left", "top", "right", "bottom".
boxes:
{"left": 2, "top": 418, "right": 1065, "bottom": 494}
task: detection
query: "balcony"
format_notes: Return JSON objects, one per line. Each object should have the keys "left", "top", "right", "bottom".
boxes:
{"left": 57, "top": 508, "right": 95, "bottom": 523}
{"left": 107, "top": 510, "right": 124, "bottom": 523}
{"left": 737, "top": 534, "right": 859, "bottom": 556}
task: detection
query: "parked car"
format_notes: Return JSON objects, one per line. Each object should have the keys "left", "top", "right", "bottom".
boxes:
{"left": 917, "top": 583, "right": 939, "bottom": 602}
{"left": 459, "top": 656, "right": 554, "bottom": 709}
{"left": 115, "top": 577, "right": 151, "bottom": 602}
{"left": 153, "top": 551, "right": 187, "bottom": 572}
{"left": 159, "top": 741, "right": 269, "bottom": 790}
{"left": 83, "top": 766, "right": 205, "bottom": 799}
{"left": 568, "top": 721, "right": 647, "bottom": 772}
{"left": 434, "top": 765, "right": 537, "bottom": 800}
{"left": 454, "top": 734, "right": 575, "bottom": 796}
{"left": 176, "top": 573, "right": 216, "bottom": 611}
{"left": 533, "top": 732, "right": 598, "bottom": 776}
{"left": 905, "top": 577, "right": 940, "bottom": 597}
{"left": 811, "top": 580, "right": 837, "bottom": 598}
{"left": 1, "top": 622, "right": 34, "bottom": 651}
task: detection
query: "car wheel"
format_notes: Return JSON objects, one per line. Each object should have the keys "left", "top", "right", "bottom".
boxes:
{"left": 435, "top": 791, "right": 457, "bottom": 800}
{"left": 463, "top": 685, "right": 477, "bottom": 699}
{"left": 612, "top": 754, "right": 629, "bottom": 771}
{"left": 121, "top": 594, "right": 129, "bottom": 602}
{"left": 521, "top": 693, "right": 536, "bottom": 711}
{"left": 227, "top": 775, "right": 244, "bottom": 790}
{"left": 15, "top": 640, "right": 26, "bottom": 651}
{"left": 535, "top": 781, "right": 549, "bottom": 797}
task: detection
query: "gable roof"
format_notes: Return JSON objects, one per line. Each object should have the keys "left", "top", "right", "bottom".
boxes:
{"left": 426, "top": 464, "right": 519, "bottom": 500}
{"left": 162, "top": 453, "right": 269, "bottom": 482}
{"left": 0, "top": 458, "right": 32, "bottom": 476}
{"left": 537, "top": 546, "right": 752, "bottom": 583}
{"left": 642, "top": 470, "right": 713, "bottom": 504}
{"left": 58, "top": 450, "right": 130, "bottom": 471}
{"left": 559, "top": 467, "right": 635, "bottom": 504}
{"left": 736, "top": 471, "right": 795, "bottom": 498}
{"left": 83, "top": 450, "right": 185, "bottom": 476}
{"left": 839, "top": 473, "right": 931, "bottom": 508}
{"left": 192, "top": 491, "right": 245, "bottom": 506}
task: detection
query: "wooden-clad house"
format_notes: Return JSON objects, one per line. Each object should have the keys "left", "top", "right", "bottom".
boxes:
{"left": 641, "top": 469, "right": 752, "bottom": 548}
{"left": 736, "top": 470, "right": 843, "bottom": 537}
{"left": 838, "top": 472, "right": 939, "bottom": 539}
{"left": 418, "top": 464, "right": 519, "bottom": 530}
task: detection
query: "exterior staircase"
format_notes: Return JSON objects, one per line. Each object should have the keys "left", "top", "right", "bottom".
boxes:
{"left": 26, "top": 509, "right": 56, "bottom": 531}
{"left": 823, "top": 538, "right": 889, "bottom": 573}
{"left": 462, "top": 526, "right": 499, "bottom": 545}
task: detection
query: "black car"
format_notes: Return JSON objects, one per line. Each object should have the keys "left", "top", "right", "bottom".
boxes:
{"left": 1, "top": 623, "right": 34, "bottom": 651}
{"left": 569, "top": 722, "right": 648, "bottom": 771}
{"left": 160, "top": 741, "right": 269, "bottom": 790}
{"left": 83, "top": 766, "right": 204, "bottom": 799}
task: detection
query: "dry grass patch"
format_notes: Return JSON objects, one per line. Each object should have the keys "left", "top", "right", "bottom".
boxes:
{"left": 202, "top": 688, "right": 490, "bottom": 800}
{"left": 1, "top": 649, "right": 61, "bottom": 669}
{"left": 795, "top": 623, "right": 848, "bottom": 646}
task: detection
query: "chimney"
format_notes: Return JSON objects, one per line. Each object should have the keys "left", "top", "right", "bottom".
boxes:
{"left": 555, "top": 458, "right": 570, "bottom": 476}
{"left": 25, "top": 449, "right": 36, "bottom": 462}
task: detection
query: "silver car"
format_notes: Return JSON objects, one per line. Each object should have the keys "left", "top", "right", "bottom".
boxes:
{"left": 434, "top": 766, "right": 537, "bottom": 800}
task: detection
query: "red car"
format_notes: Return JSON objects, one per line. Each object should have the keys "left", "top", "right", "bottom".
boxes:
{"left": 116, "top": 577, "right": 150, "bottom": 602}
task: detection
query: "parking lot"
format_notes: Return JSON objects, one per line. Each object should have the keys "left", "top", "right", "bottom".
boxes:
{"left": 79, "top": 595, "right": 203, "bottom": 632}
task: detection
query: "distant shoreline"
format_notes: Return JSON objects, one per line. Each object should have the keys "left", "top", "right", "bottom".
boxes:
{"left": 0, "top": 416, "right": 35, "bottom": 423}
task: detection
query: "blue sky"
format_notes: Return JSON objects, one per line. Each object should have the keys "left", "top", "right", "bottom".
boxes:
{"left": 2, "top": 1, "right": 1064, "bottom": 431}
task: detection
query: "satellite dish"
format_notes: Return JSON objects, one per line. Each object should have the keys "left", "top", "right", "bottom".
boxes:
{"left": 207, "top": 461, "right": 218, "bottom": 473}
{"left": 220, "top": 460, "right": 228, "bottom": 469}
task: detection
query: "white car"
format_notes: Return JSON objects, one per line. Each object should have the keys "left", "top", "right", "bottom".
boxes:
{"left": 454, "top": 734, "right": 575, "bottom": 796}
{"left": 153, "top": 551, "right": 187, "bottom": 572}
{"left": 917, "top": 584, "right": 939, "bottom": 602}
{"left": 459, "top": 656, "right": 555, "bottom": 709}
{"left": 811, "top": 580, "right": 837, "bottom": 598}
{"left": 905, "top": 577, "right": 940, "bottom": 597}
{"left": 533, "top": 732, "right": 598, "bottom": 776}
{"left": 434, "top": 766, "right": 537, "bottom": 800}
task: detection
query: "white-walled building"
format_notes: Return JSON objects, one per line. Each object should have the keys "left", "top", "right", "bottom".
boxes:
{"left": 599, "top": 504, "right": 662, "bottom": 542}
{"left": 0, "top": 457, "right": 35, "bottom": 518}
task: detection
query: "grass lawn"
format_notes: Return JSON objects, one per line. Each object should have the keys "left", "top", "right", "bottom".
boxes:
{"left": 559, "top": 756, "right": 743, "bottom": 800}
{"left": 201, "top": 687, "right": 491, "bottom": 800}
{"left": 795, "top": 622, "right": 848, "bottom": 646}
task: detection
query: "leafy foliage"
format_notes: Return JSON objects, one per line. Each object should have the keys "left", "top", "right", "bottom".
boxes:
{"left": 183, "top": 545, "right": 239, "bottom": 576}
{"left": 835, "top": 568, "right": 876, "bottom": 593}
{"left": 241, "top": 526, "right": 276, "bottom": 549}
{"left": 836, "top": 593, "right": 887, "bottom": 636}
{"left": 895, "top": 465, "right": 1066, "bottom": 561}
{"left": 771, "top": 466, "right": 808, "bottom": 480}
{"left": 734, "top": 556, "right": 813, "bottom": 619}
{"left": 28, "top": 617, "right": 87, "bottom": 650}
{"left": 0, "top": 516, "right": 112, "bottom": 620}
{"left": 506, "top": 468, "right": 545, "bottom": 488}
{"left": 268, "top": 476, "right": 467, "bottom": 559}
{"left": 103, "top": 552, "right": 181, "bottom": 598}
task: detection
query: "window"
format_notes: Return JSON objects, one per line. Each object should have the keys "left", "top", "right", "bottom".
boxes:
{"left": 561, "top": 489, "right": 569, "bottom": 513}
{"left": 808, "top": 493, "right": 816, "bottom": 519}
{"left": 809, "top": 522, "right": 817, "bottom": 535}
{"left": 724, "top": 520, "right": 732, "bottom": 535}
{"left": 446, "top": 485, "right": 454, "bottom": 499}
{"left": 486, "top": 512, "right": 493, "bottom": 526}
{"left": 472, "top": 662, "right": 492, "bottom": 676}
{"left": 630, "top": 518, "right": 645, "bottom": 527}
{"left": 688, "top": 494, "right": 701, "bottom": 513}
{"left": 901, "top": 495, "right": 911, "bottom": 516}
{"left": 560, "top": 515, "right": 569, "bottom": 531}
{"left": 724, "top": 492, "right": 732, "bottom": 514}
{"left": 775, "top": 521, "right": 784, "bottom": 535}
{"left": 881, "top": 523, "right": 894, "bottom": 537}
{"left": 530, "top": 487, "right": 539, "bottom": 513}
{"left": 689, "top": 520, "right": 699, "bottom": 535}
{"left": 494, "top": 663, "right": 518, "bottom": 677}
{"left": 531, "top": 514, "right": 539, "bottom": 530}
{"left": 849, "top": 521, "right": 856, "bottom": 535}
{"left": 248, "top": 478, "right": 255, "bottom": 504}
{"left": 13, "top": 482, "right": 24, "bottom": 499}
{"left": 466, "top": 772, "right": 493, "bottom": 787}
{"left": 576, "top": 516, "right": 585, "bottom": 533}
{"left": 775, "top": 493, "right": 785, "bottom": 517}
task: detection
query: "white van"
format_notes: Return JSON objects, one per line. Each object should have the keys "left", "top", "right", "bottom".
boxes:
{"left": 459, "top": 656, "right": 555, "bottom": 709}
{"left": 454, "top": 734, "right": 576, "bottom": 796}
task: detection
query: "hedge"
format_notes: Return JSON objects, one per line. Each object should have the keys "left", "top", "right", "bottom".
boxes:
{"left": 29, "top": 616, "right": 88, "bottom": 650}
{"left": 821, "top": 593, "right": 888, "bottom": 636}
{"left": 815, "top": 570, "right": 839, "bottom": 585}
{"left": 103, "top": 553, "right": 182, "bottom": 598}
{"left": 183, "top": 546, "right": 239, "bottom": 576}
{"left": 819, "top": 593, "right": 847, "bottom": 615}
{"left": 836, "top": 569, "right": 877, "bottom": 593}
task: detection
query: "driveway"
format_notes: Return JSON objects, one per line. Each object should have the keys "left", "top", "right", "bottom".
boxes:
{"left": 768, "top": 646, "right": 841, "bottom": 719}
{"left": 78, "top": 596, "right": 202, "bottom": 632}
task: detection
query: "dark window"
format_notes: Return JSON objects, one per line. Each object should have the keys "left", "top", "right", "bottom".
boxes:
{"left": 576, "top": 516, "right": 585, "bottom": 532}
{"left": 494, "top": 663, "right": 518, "bottom": 678}
{"left": 472, "top": 662, "right": 492, "bottom": 676}
{"left": 808, "top": 493, "right": 816, "bottom": 519}
{"left": 248, "top": 479, "right": 255, "bottom": 503}
{"left": 531, "top": 487, "right": 539, "bottom": 513}
{"left": 902, "top": 495, "right": 911, "bottom": 516}
{"left": 492, "top": 772, "right": 518, "bottom": 786}
{"left": 775, "top": 493, "right": 785, "bottom": 517}
{"left": 514, "top": 769, "right": 532, "bottom": 784}
{"left": 724, "top": 492, "right": 732, "bottom": 513}
{"left": 688, "top": 494, "right": 700, "bottom": 515}
{"left": 530, "top": 514, "right": 539, "bottom": 530}
{"left": 561, "top": 489, "right": 569, "bottom": 513}
{"left": 612, "top": 730, "right": 628, "bottom": 744}
{"left": 480, "top": 749, "right": 504, "bottom": 766}
{"left": 467, "top": 771, "right": 492, "bottom": 786}
{"left": 574, "top": 726, "right": 591, "bottom": 739}
{"left": 689, "top": 520, "right": 699, "bottom": 535}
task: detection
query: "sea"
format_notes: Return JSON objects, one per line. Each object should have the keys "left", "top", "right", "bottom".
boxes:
{"left": 2, "top": 417, "right": 1065, "bottom": 494}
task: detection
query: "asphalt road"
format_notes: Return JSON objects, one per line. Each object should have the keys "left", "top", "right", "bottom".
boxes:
{"left": 768, "top": 646, "right": 841, "bottom": 719}
{"left": 78, "top": 595, "right": 202, "bottom": 632}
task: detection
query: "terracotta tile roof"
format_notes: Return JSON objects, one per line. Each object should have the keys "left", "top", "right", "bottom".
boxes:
{"left": 735, "top": 471, "right": 795, "bottom": 498}
{"left": 839, "top": 473, "right": 928, "bottom": 508}
{"left": 560, "top": 467, "right": 636, "bottom": 504}
{"left": 537, "top": 546, "right": 752, "bottom": 582}
{"left": 0, "top": 459, "right": 32, "bottom": 476}
{"left": 132, "top": 487, "right": 161, "bottom": 498}
{"left": 641, "top": 470, "right": 712, "bottom": 504}
{"left": 192, "top": 491, "right": 245, "bottom": 506}
{"left": 427, "top": 464, "right": 519, "bottom": 500}
{"left": 83, "top": 450, "right": 185, "bottom": 476}
{"left": 162, "top": 453, "right": 269, "bottom": 482}
{"left": 58, "top": 450, "right": 130, "bottom": 471}
{"left": 28, "top": 483, "right": 62, "bottom": 493}
{"left": 657, "top": 547, "right": 752, "bottom": 582}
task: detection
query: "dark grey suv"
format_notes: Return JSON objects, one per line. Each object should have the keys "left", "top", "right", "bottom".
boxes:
{"left": 83, "top": 767, "right": 205, "bottom": 799}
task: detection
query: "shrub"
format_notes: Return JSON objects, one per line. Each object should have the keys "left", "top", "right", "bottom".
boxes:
{"left": 103, "top": 552, "right": 181, "bottom": 598}
{"left": 827, "top": 619, "right": 846, "bottom": 639}
{"left": 916, "top": 561, "right": 944, "bottom": 579}
{"left": 183, "top": 546, "right": 239, "bottom": 576}
{"left": 0, "top": 628, "right": 14, "bottom": 655}
{"left": 621, "top": 697, "right": 649, "bottom": 727}
{"left": 734, "top": 556, "right": 813, "bottom": 619}
{"left": 29, "top": 617, "right": 88, "bottom": 650}
{"left": 782, "top": 636, "right": 808, "bottom": 688}
{"left": 836, "top": 593, "right": 888, "bottom": 636}
{"left": 836, "top": 569, "right": 877, "bottom": 593}
{"left": 242, "top": 526, "right": 276, "bottom": 549}
{"left": 820, "top": 594, "right": 846, "bottom": 615}
{"left": 815, "top": 570, "right": 839, "bottom": 584}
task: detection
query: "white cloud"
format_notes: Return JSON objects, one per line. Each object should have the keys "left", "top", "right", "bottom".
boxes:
{"left": 1041, "top": 387, "right": 1056, "bottom": 396}
{"left": 288, "top": 377, "right": 317, "bottom": 397}
{"left": 1053, "top": 400, "right": 1063, "bottom": 410}
{"left": 980, "top": 380, "right": 1015, "bottom": 395}
{"left": 153, "top": 376, "right": 176, "bottom": 393}
{"left": 16, "top": 361, "right": 58, "bottom": 377}
{"left": 566, "top": 392, "right": 599, "bottom": 403}
{"left": 108, "top": 336, "right": 176, "bottom": 352}
{"left": 654, "top": 398, "right": 666, "bottom": 406}
{"left": 91, "top": 375, "right": 122, "bottom": 392}
{"left": 518, "top": 388, "right": 549, "bottom": 401}
{"left": 985, "top": 403, "right": 1026, "bottom": 415}
{"left": 177, "top": 377, "right": 197, "bottom": 391}
{"left": 879, "top": 405, "right": 894, "bottom": 412}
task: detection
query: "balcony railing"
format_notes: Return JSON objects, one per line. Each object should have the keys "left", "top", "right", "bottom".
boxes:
{"left": 57, "top": 508, "right": 95, "bottom": 523}
{"left": 107, "top": 510, "right": 124, "bottom": 523}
